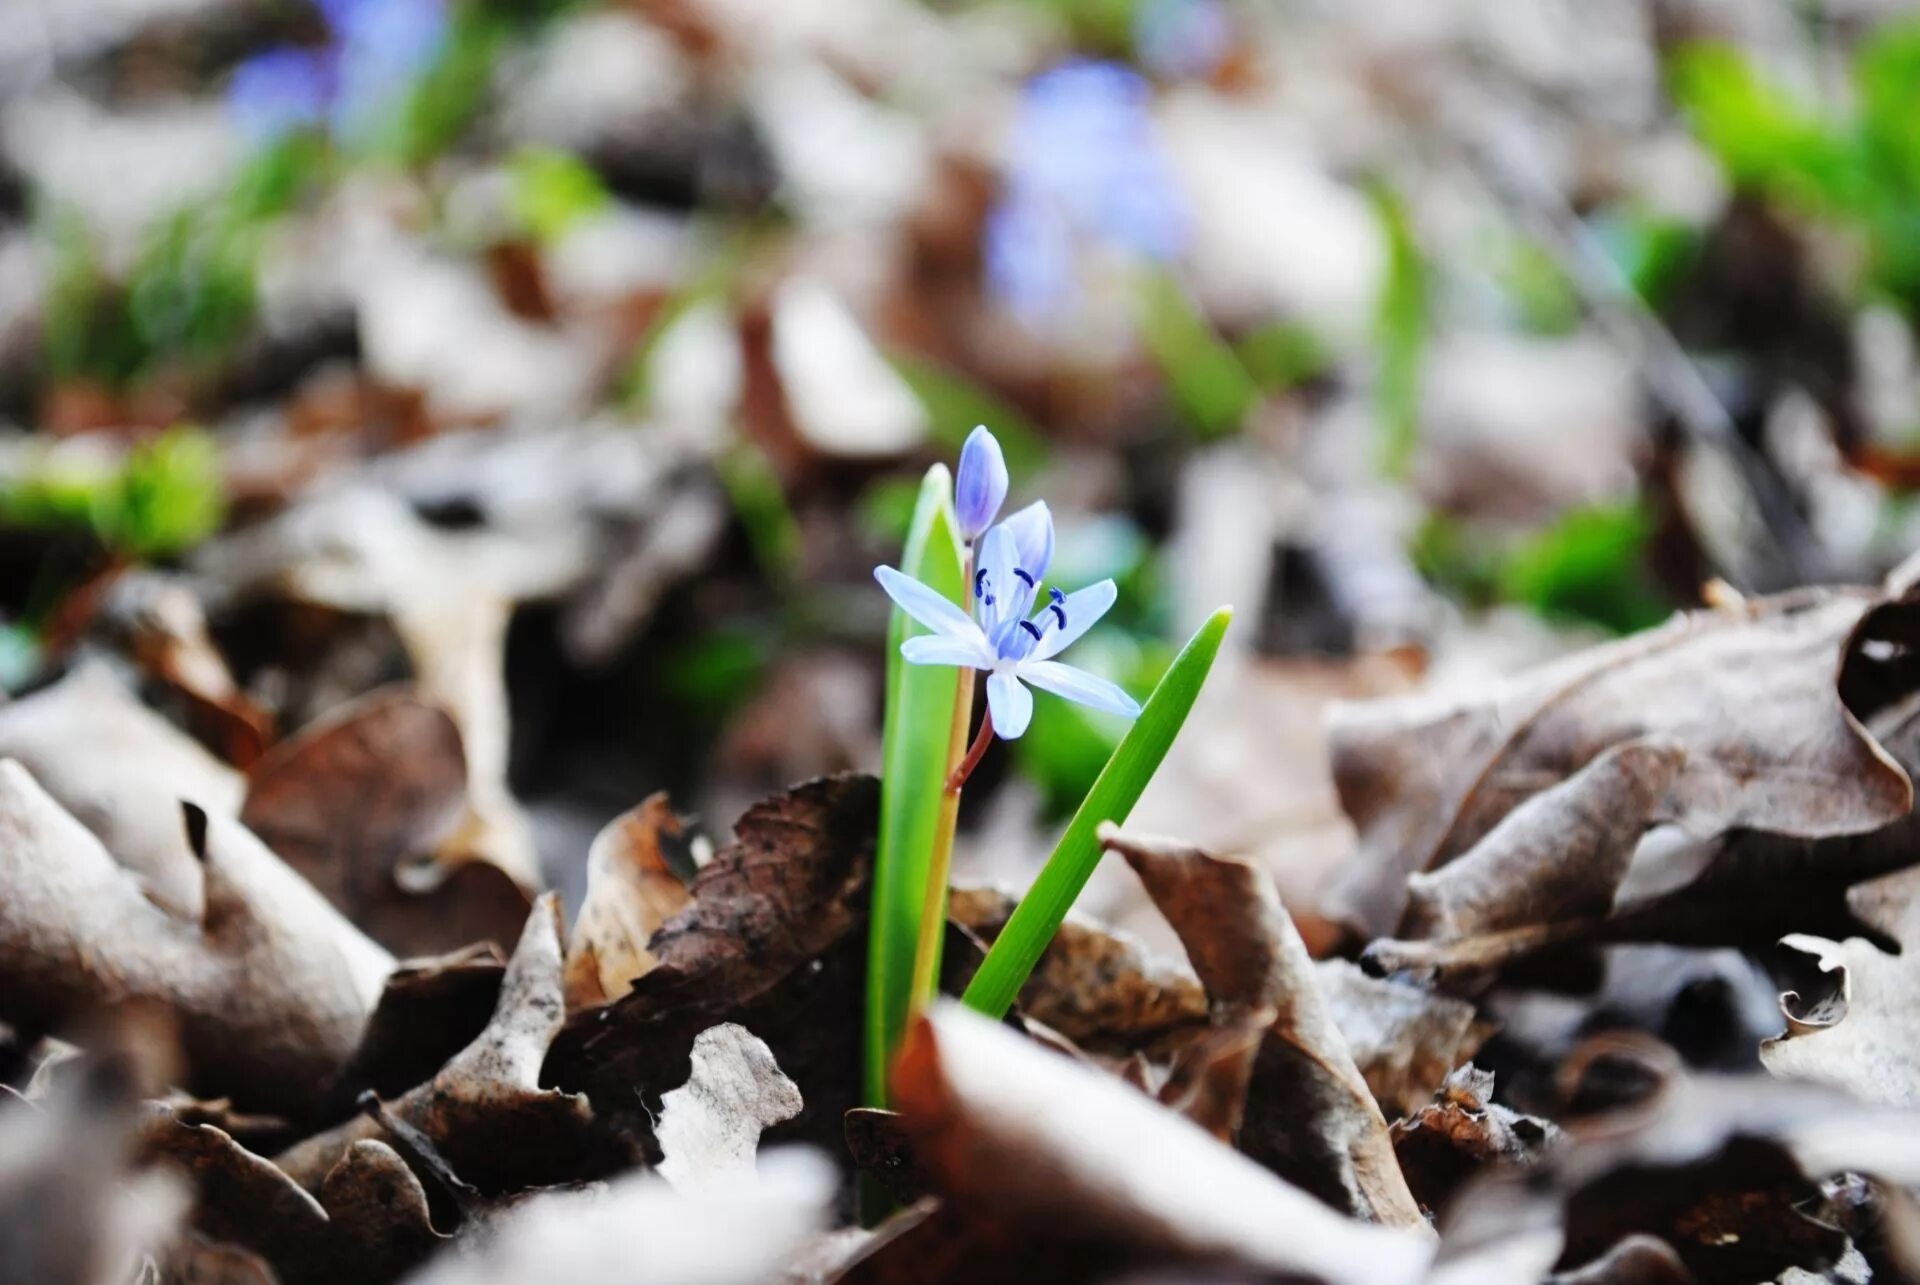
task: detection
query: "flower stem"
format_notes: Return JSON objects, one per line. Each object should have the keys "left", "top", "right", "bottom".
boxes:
{"left": 909, "top": 674, "right": 986, "bottom": 1010}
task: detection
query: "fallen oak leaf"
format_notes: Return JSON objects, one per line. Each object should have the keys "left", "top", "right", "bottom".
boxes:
{"left": 1315, "top": 960, "right": 1483, "bottom": 1120}
{"left": 1326, "top": 587, "right": 1914, "bottom": 942}
{"left": 546, "top": 776, "right": 878, "bottom": 1180}
{"left": 1102, "top": 824, "right": 1427, "bottom": 1229}
{"left": 880, "top": 1002, "right": 1433, "bottom": 1285}
{"left": 562, "top": 793, "right": 692, "bottom": 1011}
{"left": 655, "top": 1023, "right": 803, "bottom": 1193}
{"left": 0, "top": 761, "right": 391, "bottom": 1116}
{"left": 1390, "top": 1065, "right": 1557, "bottom": 1215}
{"left": 322, "top": 945, "right": 506, "bottom": 1115}
{"left": 1361, "top": 740, "right": 1685, "bottom": 979}
{"left": 275, "top": 894, "right": 628, "bottom": 1196}
{"left": 240, "top": 689, "right": 532, "bottom": 958}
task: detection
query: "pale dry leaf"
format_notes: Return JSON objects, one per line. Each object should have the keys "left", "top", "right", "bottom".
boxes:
{"left": 886, "top": 1002, "right": 1433, "bottom": 1285}
{"left": 563, "top": 794, "right": 691, "bottom": 1010}
{"left": 1316, "top": 960, "right": 1483, "bottom": 1120}
{"left": 1761, "top": 863, "right": 1920, "bottom": 1106}
{"left": 1102, "top": 824, "right": 1426, "bottom": 1229}
{"left": 0, "top": 761, "right": 391, "bottom": 1116}
{"left": 655, "top": 1023, "right": 803, "bottom": 1194}
{"left": 400, "top": 1149, "right": 836, "bottom": 1285}
{"left": 1326, "top": 589, "right": 1912, "bottom": 940}
{"left": 274, "top": 894, "right": 621, "bottom": 1196}
{"left": 0, "top": 661, "right": 244, "bottom": 918}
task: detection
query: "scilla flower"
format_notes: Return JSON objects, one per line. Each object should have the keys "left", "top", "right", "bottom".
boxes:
{"left": 954, "top": 425, "right": 1009, "bottom": 541}
{"left": 875, "top": 504, "right": 1139, "bottom": 740}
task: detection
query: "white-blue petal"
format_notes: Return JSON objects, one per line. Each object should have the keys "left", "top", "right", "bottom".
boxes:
{"left": 1019, "top": 660, "right": 1140, "bottom": 718}
{"left": 1030, "top": 579, "right": 1118, "bottom": 660}
{"left": 975, "top": 524, "right": 1019, "bottom": 634}
{"left": 902, "top": 634, "right": 994, "bottom": 668}
{"left": 986, "top": 671, "right": 1034, "bottom": 739}
{"left": 875, "top": 566, "right": 985, "bottom": 643}
{"left": 1001, "top": 500, "right": 1055, "bottom": 589}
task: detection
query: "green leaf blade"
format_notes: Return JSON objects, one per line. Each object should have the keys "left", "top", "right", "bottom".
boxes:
{"left": 866, "top": 464, "right": 965, "bottom": 1108}
{"left": 960, "top": 606, "right": 1233, "bottom": 1020}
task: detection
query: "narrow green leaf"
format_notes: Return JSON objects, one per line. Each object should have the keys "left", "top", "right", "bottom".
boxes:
{"left": 1133, "top": 269, "right": 1259, "bottom": 441}
{"left": 866, "top": 465, "right": 965, "bottom": 1108}
{"left": 961, "top": 607, "right": 1232, "bottom": 1019}
{"left": 1370, "top": 186, "right": 1427, "bottom": 480}
{"left": 887, "top": 353, "right": 1049, "bottom": 475}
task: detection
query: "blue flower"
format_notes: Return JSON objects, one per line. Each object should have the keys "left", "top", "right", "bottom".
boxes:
{"left": 225, "top": 0, "right": 445, "bottom": 143}
{"left": 954, "top": 425, "right": 1008, "bottom": 541}
{"left": 984, "top": 60, "right": 1189, "bottom": 322}
{"left": 875, "top": 504, "right": 1139, "bottom": 740}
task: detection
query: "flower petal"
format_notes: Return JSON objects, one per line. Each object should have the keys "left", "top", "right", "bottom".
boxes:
{"left": 1030, "top": 578, "right": 1118, "bottom": 660}
{"left": 975, "top": 524, "right": 1019, "bottom": 635}
{"left": 986, "top": 671, "right": 1034, "bottom": 739}
{"left": 902, "top": 634, "right": 993, "bottom": 669}
{"left": 954, "top": 426, "right": 1009, "bottom": 541}
{"left": 1020, "top": 660, "right": 1140, "bottom": 718}
{"left": 875, "top": 565, "right": 986, "bottom": 643}
{"left": 1001, "top": 500, "right": 1055, "bottom": 589}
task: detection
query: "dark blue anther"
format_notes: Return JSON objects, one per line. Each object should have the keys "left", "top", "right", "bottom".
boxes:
{"left": 1014, "top": 568, "right": 1035, "bottom": 588}
{"left": 1049, "top": 586, "right": 1065, "bottom": 604}
{"left": 974, "top": 568, "right": 989, "bottom": 599}
{"left": 1019, "top": 619, "right": 1043, "bottom": 640}
{"left": 1049, "top": 602, "right": 1067, "bottom": 628}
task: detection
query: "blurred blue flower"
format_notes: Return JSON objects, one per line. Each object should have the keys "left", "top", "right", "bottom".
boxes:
{"left": 226, "top": 0, "right": 446, "bottom": 144}
{"left": 1133, "top": 0, "right": 1233, "bottom": 81}
{"left": 984, "top": 60, "right": 1188, "bottom": 323}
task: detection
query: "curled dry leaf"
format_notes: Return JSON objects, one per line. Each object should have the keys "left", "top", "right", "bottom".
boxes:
{"left": 1442, "top": 1040, "right": 1920, "bottom": 1284}
{"left": 275, "top": 894, "right": 626, "bottom": 1196}
{"left": 1761, "top": 862, "right": 1920, "bottom": 1106}
{"left": 1316, "top": 960, "right": 1483, "bottom": 1119}
{"left": 323, "top": 944, "right": 506, "bottom": 1114}
{"left": 1101, "top": 824, "right": 1426, "bottom": 1229}
{"left": 655, "top": 1023, "right": 803, "bottom": 1193}
{"left": 562, "top": 793, "right": 692, "bottom": 1011}
{"left": 869, "top": 1002, "right": 1432, "bottom": 1285}
{"left": 0, "top": 761, "right": 391, "bottom": 1116}
{"left": 946, "top": 885, "right": 1207, "bottom": 1052}
{"left": 1390, "top": 1065, "right": 1557, "bottom": 1215}
{"left": 240, "top": 689, "right": 532, "bottom": 958}
{"left": 0, "top": 661, "right": 246, "bottom": 918}
{"left": 1325, "top": 587, "right": 1914, "bottom": 943}
{"left": 138, "top": 1107, "right": 446, "bottom": 1285}
{"left": 547, "top": 775, "right": 878, "bottom": 1174}
{"left": 400, "top": 1149, "right": 837, "bottom": 1285}
{"left": 1364, "top": 739, "right": 1686, "bottom": 978}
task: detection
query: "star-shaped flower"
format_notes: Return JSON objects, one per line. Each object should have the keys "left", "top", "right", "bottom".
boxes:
{"left": 875, "top": 502, "right": 1139, "bottom": 740}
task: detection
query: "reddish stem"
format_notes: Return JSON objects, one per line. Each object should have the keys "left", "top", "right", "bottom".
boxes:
{"left": 946, "top": 706, "right": 995, "bottom": 793}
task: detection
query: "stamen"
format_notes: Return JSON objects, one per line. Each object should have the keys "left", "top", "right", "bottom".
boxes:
{"left": 1048, "top": 586, "right": 1065, "bottom": 604}
{"left": 974, "top": 568, "right": 989, "bottom": 599}
{"left": 1050, "top": 602, "right": 1067, "bottom": 628}
{"left": 1014, "top": 568, "right": 1035, "bottom": 588}
{"left": 1019, "top": 619, "right": 1043, "bottom": 640}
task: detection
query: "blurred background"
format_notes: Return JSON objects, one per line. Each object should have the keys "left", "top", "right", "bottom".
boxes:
{"left": 3, "top": 0, "right": 1920, "bottom": 940}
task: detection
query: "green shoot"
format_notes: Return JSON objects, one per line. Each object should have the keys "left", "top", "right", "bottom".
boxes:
{"left": 1133, "top": 269, "right": 1259, "bottom": 441}
{"left": 961, "top": 606, "right": 1232, "bottom": 1019}
{"left": 865, "top": 465, "right": 966, "bottom": 1108}
{"left": 1370, "top": 185, "right": 1427, "bottom": 480}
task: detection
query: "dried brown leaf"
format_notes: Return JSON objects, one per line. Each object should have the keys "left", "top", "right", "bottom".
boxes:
{"left": 947, "top": 885, "right": 1207, "bottom": 1052}
{"left": 275, "top": 894, "right": 626, "bottom": 1196}
{"left": 883, "top": 1003, "right": 1432, "bottom": 1285}
{"left": 1103, "top": 825, "right": 1426, "bottom": 1229}
{"left": 240, "top": 690, "right": 531, "bottom": 958}
{"left": 0, "top": 761, "right": 391, "bottom": 1116}
{"left": 562, "top": 793, "right": 691, "bottom": 1010}
{"left": 1326, "top": 589, "right": 1913, "bottom": 941}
